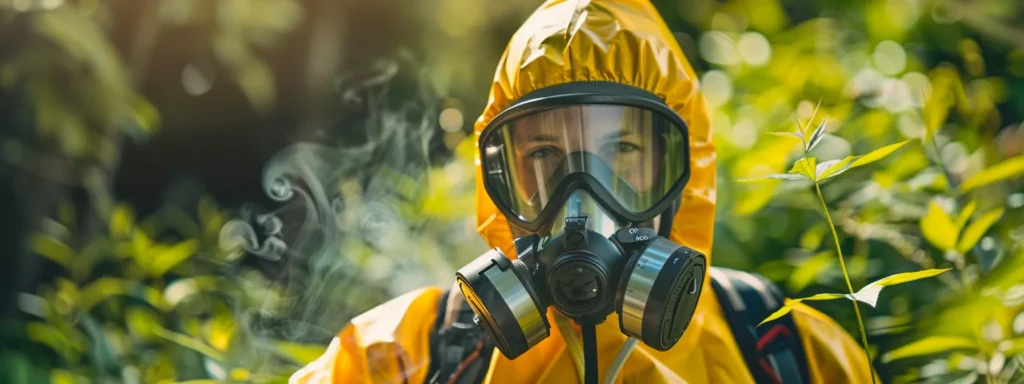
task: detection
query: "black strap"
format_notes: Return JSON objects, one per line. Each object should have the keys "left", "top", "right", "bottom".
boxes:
{"left": 709, "top": 267, "right": 811, "bottom": 384}
{"left": 426, "top": 289, "right": 493, "bottom": 384}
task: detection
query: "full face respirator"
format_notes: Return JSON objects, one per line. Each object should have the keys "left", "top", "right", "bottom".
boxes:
{"left": 456, "top": 82, "right": 708, "bottom": 361}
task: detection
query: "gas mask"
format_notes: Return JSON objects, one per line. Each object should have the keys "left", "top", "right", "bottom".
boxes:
{"left": 456, "top": 82, "right": 708, "bottom": 361}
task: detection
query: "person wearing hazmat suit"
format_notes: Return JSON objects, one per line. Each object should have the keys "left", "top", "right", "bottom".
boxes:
{"left": 292, "top": 0, "right": 875, "bottom": 383}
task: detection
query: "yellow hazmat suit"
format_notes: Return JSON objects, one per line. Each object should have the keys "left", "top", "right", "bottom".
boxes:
{"left": 292, "top": 0, "right": 874, "bottom": 382}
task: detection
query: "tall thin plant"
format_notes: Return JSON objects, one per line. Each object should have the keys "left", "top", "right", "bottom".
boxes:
{"left": 744, "top": 103, "right": 951, "bottom": 382}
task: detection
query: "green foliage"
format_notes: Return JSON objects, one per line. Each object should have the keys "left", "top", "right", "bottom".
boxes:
{"left": 3, "top": 0, "right": 1023, "bottom": 383}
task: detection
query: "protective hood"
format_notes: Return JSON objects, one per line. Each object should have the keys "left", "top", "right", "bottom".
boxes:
{"left": 472, "top": 0, "right": 717, "bottom": 366}
{"left": 473, "top": 0, "right": 715, "bottom": 259}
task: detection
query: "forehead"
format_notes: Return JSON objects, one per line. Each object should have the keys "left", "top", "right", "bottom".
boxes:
{"left": 508, "top": 105, "right": 636, "bottom": 140}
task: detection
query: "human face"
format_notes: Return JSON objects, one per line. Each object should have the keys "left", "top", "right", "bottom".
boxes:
{"left": 508, "top": 105, "right": 663, "bottom": 214}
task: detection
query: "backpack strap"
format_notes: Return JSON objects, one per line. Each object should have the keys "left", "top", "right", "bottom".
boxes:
{"left": 426, "top": 285, "right": 493, "bottom": 384}
{"left": 709, "top": 267, "right": 811, "bottom": 384}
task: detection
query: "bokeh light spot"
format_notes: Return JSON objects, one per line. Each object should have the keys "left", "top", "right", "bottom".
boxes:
{"left": 439, "top": 107, "right": 464, "bottom": 132}
{"left": 701, "top": 70, "right": 732, "bottom": 107}
{"left": 181, "top": 62, "right": 215, "bottom": 96}
{"left": 700, "top": 31, "right": 739, "bottom": 66}
{"left": 737, "top": 32, "right": 771, "bottom": 67}
{"left": 873, "top": 40, "right": 907, "bottom": 75}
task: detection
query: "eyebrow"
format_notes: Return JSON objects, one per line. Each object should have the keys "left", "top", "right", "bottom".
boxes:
{"left": 525, "top": 133, "right": 560, "bottom": 142}
{"left": 598, "top": 129, "right": 640, "bottom": 142}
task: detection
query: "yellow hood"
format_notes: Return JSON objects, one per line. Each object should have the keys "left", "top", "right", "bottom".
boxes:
{"left": 471, "top": 0, "right": 717, "bottom": 371}
{"left": 473, "top": 0, "right": 716, "bottom": 262}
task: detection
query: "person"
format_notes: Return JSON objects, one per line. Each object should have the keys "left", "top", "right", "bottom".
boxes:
{"left": 291, "top": 0, "right": 874, "bottom": 383}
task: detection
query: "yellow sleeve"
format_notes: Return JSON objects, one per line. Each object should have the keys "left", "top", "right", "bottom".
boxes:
{"left": 790, "top": 302, "right": 879, "bottom": 384}
{"left": 289, "top": 287, "right": 444, "bottom": 384}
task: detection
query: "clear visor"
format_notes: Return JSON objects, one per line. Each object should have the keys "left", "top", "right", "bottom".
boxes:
{"left": 482, "top": 104, "right": 688, "bottom": 224}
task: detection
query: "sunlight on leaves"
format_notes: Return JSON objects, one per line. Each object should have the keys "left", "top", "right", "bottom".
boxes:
{"left": 791, "top": 157, "right": 817, "bottom": 180}
{"left": 110, "top": 204, "right": 135, "bottom": 238}
{"left": 164, "top": 276, "right": 223, "bottom": 307}
{"left": 761, "top": 269, "right": 951, "bottom": 326}
{"left": 815, "top": 140, "right": 912, "bottom": 181}
{"left": 922, "top": 66, "right": 962, "bottom": 141}
{"left": 769, "top": 131, "right": 804, "bottom": 139}
{"left": 920, "top": 201, "right": 959, "bottom": 251}
{"left": 29, "top": 234, "right": 72, "bottom": 268}
{"left": 849, "top": 140, "right": 914, "bottom": 169}
{"left": 957, "top": 209, "right": 1004, "bottom": 253}
{"left": 959, "top": 155, "right": 1024, "bottom": 193}
{"left": 152, "top": 326, "right": 225, "bottom": 362}
{"left": 815, "top": 156, "right": 857, "bottom": 181}
{"left": 955, "top": 201, "right": 977, "bottom": 230}
{"left": 148, "top": 240, "right": 199, "bottom": 278}
{"left": 882, "top": 336, "right": 976, "bottom": 363}
{"left": 787, "top": 251, "right": 835, "bottom": 292}
{"left": 852, "top": 269, "right": 952, "bottom": 307}
{"left": 276, "top": 341, "right": 329, "bottom": 366}
{"left": 126, "top": 307, "right": 160, "bottom": 342}
{"left": 79, "top": 278, "right": 169, "bottom": 312}
{"left": 27, "top": 322, "right": 86, "bottom": 363}
{"left": 204, "top": 311, "right": 236, "bottom": 352}
{"left": 738, "top": 173, "right": 805, "bottom": 182}
{"left": 759, "top": 293, "right": 847, "bottom": 326}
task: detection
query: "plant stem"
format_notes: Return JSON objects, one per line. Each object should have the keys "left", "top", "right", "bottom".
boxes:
{"left": 815, "top": 182, "right": 877, "bottom": 384}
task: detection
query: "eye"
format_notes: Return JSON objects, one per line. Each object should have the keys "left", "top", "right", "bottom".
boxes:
{"left": 527, "top": 146, "right": 560, "bottom": 159}
{"left": 604, "top": 141, "right": 641, "bottom": 155}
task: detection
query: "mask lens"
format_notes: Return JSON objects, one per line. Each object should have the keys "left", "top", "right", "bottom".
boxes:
{"left": 481, "top": 104, "right": 688, "bottom": 225}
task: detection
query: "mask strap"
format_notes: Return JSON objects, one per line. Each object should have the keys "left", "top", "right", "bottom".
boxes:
{"left": 582, "top": 322, "right": 598, "bottom": 384}
{"left": 554, "top": 313, "right": 586, "bottom": 381}
{"left": 656, "top": 194, "right": 682, "bottom": 238}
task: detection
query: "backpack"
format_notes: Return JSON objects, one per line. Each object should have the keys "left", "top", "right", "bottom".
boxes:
{"left": 426, "top": 267, "right": 811, "bottom": 384}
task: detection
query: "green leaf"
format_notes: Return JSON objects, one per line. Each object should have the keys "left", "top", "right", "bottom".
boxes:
{"left": 110, "top": 203, "right": 135, "bottom": 238}
{"left": 959, "top": 155, "right": 1024, "bottom": 193}
{"left": 848, "top": 140, "right": 913, "bottom": 169}
{"left": 276, "top": 341, "right": 329, "bottom": 365}
{"left": 79, "top": 278, "right": 169, "bottom": 312}
{"left": 26, "top": 322, "right": 86, "bottom": 363}
{"left": 922, "top": 67, "right": 960, "bottom": 141}
{"left": 805, "top": 120, "right": 826, "bottom": 152}
{"left": 789, "top": 157, "right": 816, "bottom": 180}
{"left": 866, "top": 268, "right": 952, "bottom": 287}
{"left": 126, "top": 307, "right": 160, "bottom": 342}
{"left": 148, "top": 240, "right": 198, "bottom": 278}
{"left": 737, "top": 173, "right": 806, "bottom": 182}
{"left": 851, "top": 268, "right": 952, "bottom": 307}
{"left": 152, "top": 326, "right": 225, "bottom": 361}
{"left": 815, "top": 156, "right": 857, "bottom": 181}
{"left": 204, "top": 310, "right": 237, "bottom": 352}
{"left": 758, "top": 293, "right": 847, "bottom": 326}
{"left": 769, "top": 131, "right": 803, "bottom": 139}
{"left": 131, "top": 231, "right": 153, "bottom": 269}
{"left": 920, "top": 201, "right": 959, "bottom": 251}
{"left": 1004, "top": 337, "right": 1024, "bottom": 355}
{"left": 814, "top": 140, "right": 912, "bottom": 182}
{"left": 957, "top": 209, "right": 1004, "bottom": 253}
{"left": 164, "top": 276, "right": 224, "bottom": 308}
{"left": 29, "top": 233, "right": 72, "bottom": 268}
{"left": 882, "top": 336, "right": 976, "bottom": 363}
{"left": 955, "top": 201, "right": 977, "bottom": 230}
{"left": 787, "top": 251, "right": 835, "bottom": 292}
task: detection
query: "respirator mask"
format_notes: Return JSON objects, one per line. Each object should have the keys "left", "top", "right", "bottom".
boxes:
{"left": 456, "top": 82, "right": 708, "bottom": 361}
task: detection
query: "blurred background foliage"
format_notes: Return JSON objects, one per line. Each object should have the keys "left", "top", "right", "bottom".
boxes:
{"left": 0, "top": 0, "right": 1022, "bottom": 383}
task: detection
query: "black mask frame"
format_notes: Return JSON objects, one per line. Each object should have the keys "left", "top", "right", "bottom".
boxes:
{"left": 478, "top": 81, "right": 692, "bottom": 234}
